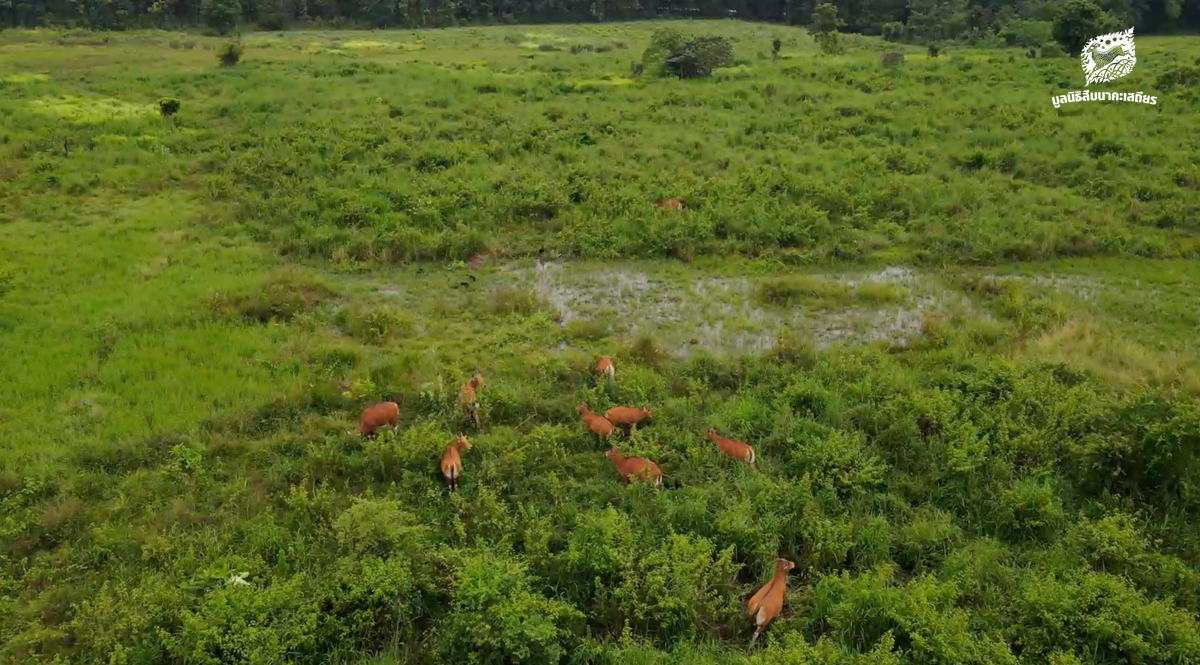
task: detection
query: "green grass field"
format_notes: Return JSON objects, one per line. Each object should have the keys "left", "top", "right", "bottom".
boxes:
{"left": 4, "top": 20, "right": 1200, "bottom": 665}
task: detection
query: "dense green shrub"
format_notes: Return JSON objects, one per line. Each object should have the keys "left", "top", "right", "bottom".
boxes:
{"left": 219, "top": 40, "right": 244, "bottom": 66}
{"left": 437, "top": 551, "right": 582, "bottom": 663}
{"left": 1040, "top": 41, "right": 1066, "bottom": 57}
{"left": 334, "top": 305, "right": 415, "bottom": 344}
{"left": 881, "top": 21, "right": 905, "bottom": 42}
{"left": 158, "top": 97, "right": 181, "bottom": 118}
{"left": 170, "top": 575, "right": 320, "bottom": 664}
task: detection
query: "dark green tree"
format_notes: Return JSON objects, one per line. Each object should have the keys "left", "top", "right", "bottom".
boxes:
{"left": 1052, "top": 0, "right": 1117, "bottom": 55}
{"left": 203, "top": 0, "right": 242, "bottom": 33}
{"left": 907, "top": 0, "right": 968, "bottom": 41}
{"left": 810, "top": 2, "right": 845, "bottom": 54}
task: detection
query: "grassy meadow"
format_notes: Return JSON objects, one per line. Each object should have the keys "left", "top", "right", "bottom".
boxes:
{"left": 3, "top": 20, "right": 1200, "bottom": 665}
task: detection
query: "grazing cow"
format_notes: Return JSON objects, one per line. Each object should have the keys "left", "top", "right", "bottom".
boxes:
{"left": 357, "top": 401, "right": 399, "bottom": 438}
{"left": 604, "top": 447, "right": 664, "bottom": 487}
{"left": 605, "top": 406, "right": 652, "bottom": 431}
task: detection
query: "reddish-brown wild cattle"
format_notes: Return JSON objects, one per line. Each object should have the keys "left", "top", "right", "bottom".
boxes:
{"left": 577, "top": 402, "right": 615, "bottom": 439}
{"left": 440, "top": 434, "right": 473, "bottom": 491}
{"left": 747, "top": 558, "right": 793, "bottom": 646}
{"left": 655, "top": 198, "right": 684, "bottom": 210}
{"left": 604, "top": 447, "right": 664, "bottom": 487}
{"left": 705, "top": 428, "right": 756, "bottom": 468}
{"left": 594, "top": 355, "right": 615, "bottom": 379}
{"left": 459, "top": 373, "right": 485, "bottom": 428}
{"left": 356, "top": 401, "right": 399, "bottom": 438}
{"left": 605, "top": 406, "right": 652, "bottom": 430}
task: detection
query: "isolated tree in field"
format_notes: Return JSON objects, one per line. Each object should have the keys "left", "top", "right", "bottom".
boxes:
{"left": 219, "top": 40, "right": 244, "bottom": 66}
{"left": 202, "top": 0, "right": 241, "bottom": 34}
{"left": 1053, "top": 0, "right": 1117, "bottom": 56}
{"left": 810, "top": 3, "right": 845, "bottom": 55}
{"left": 640, "top": 28, "right": 734, "bottom": 79}
{"left": 158, "top": 97, "right": 180, "bottom": 118}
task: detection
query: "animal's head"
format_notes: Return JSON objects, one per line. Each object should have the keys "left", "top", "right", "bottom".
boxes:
{"left": 576, "top": 402, "right": 588, "bottom": 413}
{"left": 471, "top": 373, "right": 485, "bottom": 389}
{"left": 775, "top": 558, "right": 795, "bottom": 572}
{"left": 456, "top": 434, "right": 472, "bottom": 450}
{"left": 705, "top": 428, "right": 717, "bottom": 440}
{"left": 641, "top": 408, "right": 652, "bottom": 419}
{"left": 605, "top": 448, "right": 620, "bottom": 460}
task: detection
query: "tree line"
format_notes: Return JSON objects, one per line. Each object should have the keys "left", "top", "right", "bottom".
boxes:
{"left": 1, "top": 0, "right": 1197, "bottom": 46}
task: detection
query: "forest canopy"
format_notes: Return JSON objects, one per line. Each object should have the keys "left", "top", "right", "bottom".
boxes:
{"left": 1, "top": 0, "right": 1198, "bottom": 37}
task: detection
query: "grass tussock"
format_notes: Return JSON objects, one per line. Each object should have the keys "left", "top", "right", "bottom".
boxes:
{"left": 335, "top": 305, "right": 416, "bottom": 344}
{"left": 1027, "top": 318, "right": 1200, "bottom": 393}
{"left": 207, "top": 269, "right": 335, "bottom": 323}
{"left": 487, "top": 286, "right": 554, "bottom": 317}
{"left": 756, "top": 275, "right": 904, "bottom": 308}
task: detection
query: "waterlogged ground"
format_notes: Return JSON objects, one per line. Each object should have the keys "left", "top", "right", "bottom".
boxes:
{"left": 508, "top": 262, "right": 958, "bottom": 354}
{"left": 358, "top": 258, "right": 1199, "bottom": 363}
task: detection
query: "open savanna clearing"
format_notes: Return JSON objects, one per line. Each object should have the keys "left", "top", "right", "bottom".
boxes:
{"left": 3, "top": 21, "right": 1200, "bottom": 665}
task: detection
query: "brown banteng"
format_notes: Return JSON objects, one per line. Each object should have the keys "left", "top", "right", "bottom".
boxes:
{"left": 577, "top": 402, "right": 615, "bottom": 439}
{"left": 459, "top": 373, "right": 485, "bottom": 428}
{"left": 604, "top": 447, "right": 664, "bottom": 487}
{"left": 605, "top": 406, "right": 652, "bottom": 430}
{"left": 439, "top": 434, "right": 473, "bottom": 491}
{"left": 747, "top": 558, "right": 793, "bottom": 647}
{"left": 356, "top": 401, "right": 399, "bottom": 438}
{"left": 655, "top": 198, "right": 684, "bottom": 210}
{"left": 705, "top": 428, "right": 756, "bottom": 469}
{"left": 594, "top": 355, "right": 614, "bottom": 379}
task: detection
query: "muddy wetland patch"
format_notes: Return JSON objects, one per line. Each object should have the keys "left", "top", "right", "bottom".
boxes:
{"left": 496, "top": 262, "right": 974, "bottom": 356}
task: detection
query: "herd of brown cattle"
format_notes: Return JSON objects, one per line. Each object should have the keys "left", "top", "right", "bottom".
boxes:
{"left": 351, "top": 352, "right": 790, "bottom": 645}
